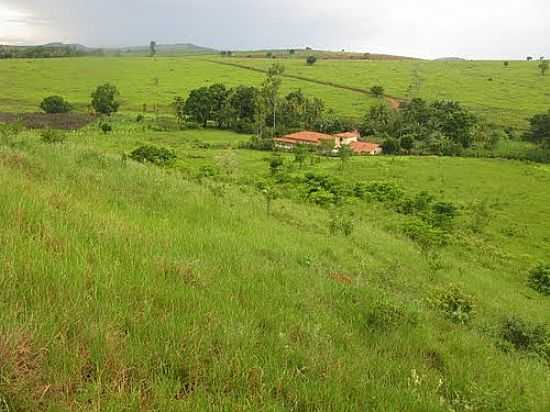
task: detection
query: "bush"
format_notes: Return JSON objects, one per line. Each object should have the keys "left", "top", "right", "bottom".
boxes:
{"left": 100, "top": 123, "right": 112, "bottom": 134}
{"left": 40, "top": 95, "right": 72, "bottom": 113}
{"left": 129, "top": 145, "right": 177, "bottom": 166}
{"left": 382, "top": 137, "right": 401, "bottom": 154}
{"left": 358, "top": 181, "right": 403, "bottom": 202}
{"left": 40, "top": 129, "right": 66, "bottom": 144}
{"left": 329, "top": 209, "right": 354, "bottom": 236}
{"left": 91, "top": 83, "right": 120, "bottom": 115}
{"left": 403, "top": 220, "right": 448, "bottom": 251}
{"left": 528, "top": 264, "right": 550, "bottom": 295}
{"left": 370, "top": 85, "right": 385, "bottom": 97}
{"left": 429, "top": 284, "right": 475, "bottom": 324}
{"left": 499, "top": 317, "right": 549, "bottom": 360}
{"left": 429, "top": 201, "right": 459, "bottom": 229}
{"left": 306, "top": 55, "right": 318, "bottom": 66}
{"left": 136, "top": 114, "right": 145, "bottom": 123}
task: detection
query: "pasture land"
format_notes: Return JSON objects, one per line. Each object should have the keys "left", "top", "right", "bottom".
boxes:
{"left": 211, "top": 57, "right": 550, "bottom": 128}
{"left": 0, "top": 57, "right": 378, "bottom": 117}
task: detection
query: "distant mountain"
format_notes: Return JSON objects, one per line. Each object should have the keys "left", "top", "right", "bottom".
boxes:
{"left": 41, "top": 42, "right": 94, "bottom": 51}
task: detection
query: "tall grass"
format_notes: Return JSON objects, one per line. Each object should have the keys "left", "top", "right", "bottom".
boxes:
{"left": 1, "top": 133, "right": 549, "bottom": 410}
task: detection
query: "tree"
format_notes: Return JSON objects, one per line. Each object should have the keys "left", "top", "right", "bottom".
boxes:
{"left": 294, "top": 144, "right": 309, "bottom": 168}
{"left": 503, "top": 61, "right": 509, "bottom": 67}
{"left": 400, "top": 135, "right": 415, "bottom": 154}
{"left": 269, "top": 155, "right": 284, "bottom": 175}
{"left": 525, "top": 110, "right": 550, "bottom": 145}
{"left": 306, "top": 56, "right": 318, "bottom": 66}
{"left": 539, "top": 60, "right": 549, "bottom": 76}
{"left": 318, "top": 138, "right": 336, "bottom": 157}
{"left": 40, "top": 95, "right": 72, "bottom": 113}
{"left": 91, "top": 83, "right": 120, "bottom": 115}
{"left": 289, "top": 49, "right": 296, "bottom": 55}
{"left": 382, "top": 137, "right": 400, "bottom": 154}
{"left": 370, "top": 85, "right": 385, "bottom": 97}
{"left": 183, "top": 87, "right": 212, "bottom": 126}
{"left": 338, "top": 144, "right": 353, "bottom": 170}
{"left": 208, "top": 83, "right": 229, "bottom": 127}
{"left": 360, "top": 104, "right": 395, "bottom": 136}
{"left": 429, "top": 100, "right": 478, "bottom": 148}
{"left": 261, "top": 64, "right": 285, "bottom": 137}
{"left": 527, "top": 56, "right": 533, "bottom": 62}
{"left": 149, "top": 41, "right": 157, "bottom": 57}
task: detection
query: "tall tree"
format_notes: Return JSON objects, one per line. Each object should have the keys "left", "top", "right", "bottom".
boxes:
{"left": 149, "top": 41, "right": 157, "bottom": 57}
{"left": 261, "top": 64, "right": 285, "bottom": 137}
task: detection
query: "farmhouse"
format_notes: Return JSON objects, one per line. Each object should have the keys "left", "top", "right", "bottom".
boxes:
{"left": 274, "top": 130, "right": 382, "bottom": 155}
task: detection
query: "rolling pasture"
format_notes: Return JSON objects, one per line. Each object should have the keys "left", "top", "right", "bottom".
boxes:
{"left": 213, "top": 57, "right": 550, "bottom": 128}
{"left": 0, "top": 57, "right": 379, "bottom": 118}
{"left": 1, "top": 55, "right": 550, "bottom": 410}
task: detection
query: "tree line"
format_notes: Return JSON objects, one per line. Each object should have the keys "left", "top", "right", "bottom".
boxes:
{"left": 0, "top": 45, "right": 104, "bottom": 59}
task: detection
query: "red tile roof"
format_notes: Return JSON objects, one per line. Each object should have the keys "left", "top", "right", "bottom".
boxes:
{"left": 275, "top": 131, "right": 335, "bottom": 145}
{"left": 350, "top": 141, "right": 382, "bottom": 154}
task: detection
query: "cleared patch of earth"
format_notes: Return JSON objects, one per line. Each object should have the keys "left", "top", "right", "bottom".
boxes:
{"left": 0, "top": 112, "right": 96, "bottom": 130}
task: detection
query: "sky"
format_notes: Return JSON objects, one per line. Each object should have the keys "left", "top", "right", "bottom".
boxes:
{"left": 1, "top": 0, "right": 549, "bottom": 59}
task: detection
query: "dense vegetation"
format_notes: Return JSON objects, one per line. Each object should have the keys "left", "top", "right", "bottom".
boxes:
{"left": 0, "top": 44, "right": 104, "bottom": 59}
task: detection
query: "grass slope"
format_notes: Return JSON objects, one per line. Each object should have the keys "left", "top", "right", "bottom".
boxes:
{"left": 211, "top": 58, "right": 550, "bottom": 128}
{"left": 0, "top": 57, "right": 378, "bottom": 118}
{"left": 0, "top": 125, "right": 549, "bottom": 410}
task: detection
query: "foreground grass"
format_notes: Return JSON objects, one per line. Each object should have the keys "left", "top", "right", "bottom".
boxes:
{"left": 0, "top": 128, "right": 549, "bottom": 410}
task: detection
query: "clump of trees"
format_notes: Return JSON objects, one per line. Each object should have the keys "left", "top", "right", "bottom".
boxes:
{"left": 40, "top": 96, "right": 72, "bottom": 114}
{"left": 0, "top": 45, "right": 104, "bottom": 59}
{"left": 91, "top": 83, "right": 120, "bottom": 115}
{"left": 525, "top": 110, "right": 550, "bottom": 147}
{"left": 360, "top": 98, "right": 480, "bottom": 155}
{"left": 175, "top": 64, "right": 328, "bottom": 139}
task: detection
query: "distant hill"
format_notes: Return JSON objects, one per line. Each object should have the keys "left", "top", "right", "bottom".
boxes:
{"left": 434, "top": 57, "right": 467, "bottom": 61}
{"left": 114, "top": 43, "right": 217, "bottom": 56}
{"left": 228, "top": 48, "right": 416, "bottom": 61}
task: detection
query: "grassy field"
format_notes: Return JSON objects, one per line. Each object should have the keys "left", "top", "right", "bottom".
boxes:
{"left": 1, "top": 120, "right": 549, "bottom": 410}
{"left": 0, "top": 57, "right": 379, "bottom": 118}
{"left": 210, "top": 57, "right": 550, "bottom": 128}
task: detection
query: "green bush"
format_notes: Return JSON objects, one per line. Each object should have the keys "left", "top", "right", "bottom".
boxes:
{"left": 40, "top": 129, "right": 66, "bottom": 144}
{"left": 100, "top": 123, "right": 113, "bottom": 134}
{"left": 129, "top": 145, "right": 177, "bottom": 166}
{"left": 499, "top": 317, "right": 549, "bottom": 360}
{"left": 403, "top": 220, "right": 448, "bottom": 250}
{"left": 40, "top": 95, "right": 72, "bottom": 114}
{"left": 370, "top": 85, "right": 385, "bottom": 97}
{"left": 329, "top": 209, "right": 354, "bottom": 237}
{"left": 429, "top": 284, "right": 475, "bottom": 324}
{"left": 429, "top": 201, "right": 459, "bottom": 229}
{"left": 91, "top": 83, "right": 120, "bottom": 115}
{"left": 527, "top": 264, "right": 550, "bottom": 295}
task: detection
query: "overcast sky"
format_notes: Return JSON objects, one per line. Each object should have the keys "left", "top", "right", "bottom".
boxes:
{"left": 1, "top": 0, "right": 548, "bottom": 59}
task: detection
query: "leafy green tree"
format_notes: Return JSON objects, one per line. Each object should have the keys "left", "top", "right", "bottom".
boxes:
{"left": 429, "top": 100, "right": 478, "bottom": 148}
{"left": 209, "top": 83, "right": 230, "bottom": 128}
{"left": 269, "top": 155, "right": 284, "bottom": 175}
{"left": 40, "top": 95, "right": 72, "bottom": 113}
{"left": 306, "top": 55, "right": 317, "bottom": 66}
{"left": 261, "top": 64, "right": 285, "bottom": 137}
{"left": 294, "top": 144, "right": 309, "bottom": 168}
{"left": 256, "top": 181, "right": 279, "bottom": 215}
{"left": 289, "top": 49, "right": 296, "bottom": 55}
{"left": 370, "top": 85, "right": 385, "bottom": 97}
{"left": 91, "top": 83, "right": 120, "bottom": 115}
{"left": 183, "top": 87, "right": 212, "bottom": 126}
{"left": 361, "top": 104, "right": 396, "bottom": 136}
{"left": 525, "top": 110, "right": 550, "bottom": 146}
{"left": 400, "top": 135, "right": 415, "bottom": 154}
{"left": 149, "top": 41, "right": 157, "bottom": 57}
{"left": 304, "top": 97, "right": 325, "bottom": 130}
{"left": 539, "top": 60, "right": 549, "bottom": 76}
{"left": 338, "top": 144, "right": 353, "bottom": 170}
{"left": 382, "top": 137, "right": 400, "bottom": 155}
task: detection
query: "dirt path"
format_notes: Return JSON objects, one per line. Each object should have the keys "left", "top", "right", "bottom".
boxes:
{"left": 205, "top": 59, "right": 405, "bottom": 111}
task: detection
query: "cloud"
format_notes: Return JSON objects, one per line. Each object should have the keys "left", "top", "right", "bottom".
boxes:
{"left": 0, "top": 0, "right": 549, "bottom": 58}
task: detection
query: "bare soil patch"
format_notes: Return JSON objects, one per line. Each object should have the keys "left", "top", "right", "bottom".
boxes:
{"left": 0, "top": 112, "right": 96, "bottom": 130}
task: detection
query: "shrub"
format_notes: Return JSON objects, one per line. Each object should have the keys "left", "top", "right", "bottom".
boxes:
{"left": 527, "top": 264, "right": 550, "bottom": 295}
{"left": 403, "top": 220, "right": 448, "bottom": 251}
{"left": 306, "top": 55, "right": 318, "bottom": 66}
{"left": 429, "top": 201, "right": 459, "bottom": 229}
{"left": 136, "top": 114, "right": 145, "bottom": 123}
{"left": 329, "top": 208, "right": 355, "bottom": 236}
{"left": 370, "top": 85, "right": 385, "bottom": 97}
{"left": 429, "top": 284, "right": 475, "bottom": 324}
{"left": 269, "top": 155, "right": 284, "bottom": 175}
{"left": 364, "top": 299, "right": 417, "bottom": 331}
{"left": 358, "top": 181, "right": 403, "bottom": 202}
{"left": 129, "top": 145, "right": 177, "bottom": 166}
{"left": 40, "top": 129, "right": 66, "bottom": 144}
{"left": 499, "top": 317, "right": 549, "bottom": 360}
{"left": 91, "top": 83, "right": 120, "bottom": 115}
{"left": 100, "top": 123, "right": 112, "bottom": 134}
{"left": 40, "top": 95, "right": 72, "bottom": 113}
